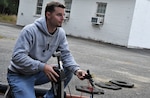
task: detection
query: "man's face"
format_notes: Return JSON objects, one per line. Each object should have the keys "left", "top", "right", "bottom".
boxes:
{"left": 47, "top": 7, "right": 65, "bottom": 27}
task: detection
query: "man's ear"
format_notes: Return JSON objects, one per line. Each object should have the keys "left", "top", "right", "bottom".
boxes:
{"left": 46, "top": 12, "right": 51, "bottom": 18}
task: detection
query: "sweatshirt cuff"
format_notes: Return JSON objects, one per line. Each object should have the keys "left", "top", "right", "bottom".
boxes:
{"left": 73, "top": 67, "right": 80, "bottom": 75}
{"left": 38, "top": 62, "right": 45, "bottom": 71}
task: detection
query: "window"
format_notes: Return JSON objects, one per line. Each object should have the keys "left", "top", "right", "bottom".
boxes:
{"left": 64, "top": 0, "right": 72, "bottom": 13}
{"left": 36, "top": 0, "right": 43, "bottom": 15}
{"left": 65, "top": 0, "right": 71, "bottom": 10}
{"left": 96, "top": 2, "right": 107, "bottom": 17}
{"left": 64, "top": 0, "right": 72, "bottom": 19}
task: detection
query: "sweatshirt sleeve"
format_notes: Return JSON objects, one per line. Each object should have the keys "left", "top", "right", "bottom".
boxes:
{"left": 57, "top": 31, "right": 80, "bottom": 73}
{"left": 11, "top": 28, "right": 45, "bottom": 75}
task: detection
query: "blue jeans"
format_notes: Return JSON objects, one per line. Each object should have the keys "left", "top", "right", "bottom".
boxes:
{"left": 7, "top": 68, "right": 73, "bottom": 98}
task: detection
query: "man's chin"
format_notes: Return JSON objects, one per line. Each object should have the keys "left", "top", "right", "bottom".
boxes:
{"left": 57, "top": 22, "right": 63, "bottom": 27}
{"left": 57, "top": 25, "right": 62, "bottom": 27}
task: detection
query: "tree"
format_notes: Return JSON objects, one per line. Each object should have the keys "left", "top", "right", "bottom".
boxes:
{"left": 0, "top": 0, "right": 19, "bottom": 15}
{"left": 7, "top": 0, "right": 19, "bottom": 15}
{"left": 0, "top": 0, "right": 9, "bottom": 14}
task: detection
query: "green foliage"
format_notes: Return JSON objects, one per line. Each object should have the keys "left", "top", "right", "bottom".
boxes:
{"left": 8, "top": 0, "right": 19, "bottom": 14}
{"left": 0, "top": 0, "right": 19, "bottom": 14}
{"left": 0, "top": 0, "right": 8, "bottom": 7}
{"left": 0, "top": 35, "right": 5, "bottom": 39}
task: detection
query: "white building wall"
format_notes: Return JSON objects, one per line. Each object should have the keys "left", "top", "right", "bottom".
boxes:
{"left": 128, "top": 0, "right": 150, "bottom": 49}
{"left": 63, "top": 0, "right": 136, "bottom": 46}
{"left": 16, "top": 0, "right": 59, "bottom": 26}
{"left": 16, "top": 0, "right": 38, "bottom": 26}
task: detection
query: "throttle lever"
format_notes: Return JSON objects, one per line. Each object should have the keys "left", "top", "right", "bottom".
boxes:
{"left": 84, "top": 70, "right": 94, "bottom": 87}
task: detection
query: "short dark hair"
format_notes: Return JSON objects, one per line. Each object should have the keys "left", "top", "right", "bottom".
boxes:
{"left": 45, "top": 1, "right": 65, "bottom": 13}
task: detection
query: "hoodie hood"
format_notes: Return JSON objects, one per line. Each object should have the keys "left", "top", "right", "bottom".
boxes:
{"left": 34, "top": 17, "right": 55, "bottom": 36}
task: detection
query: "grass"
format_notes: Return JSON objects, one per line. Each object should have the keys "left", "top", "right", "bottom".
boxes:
{"left": 0, "top": 35, "right": 5, "bottom": 39}
{"left": 0, "top": 14, "right": 17, "bottom": 24}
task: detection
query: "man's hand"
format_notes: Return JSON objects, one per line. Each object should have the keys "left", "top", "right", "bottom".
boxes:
{"left": 44, "top": 64, "right": 59, "bottom": 82}
{"left": 75, "top": 69, "right": 87, "bottom": 80}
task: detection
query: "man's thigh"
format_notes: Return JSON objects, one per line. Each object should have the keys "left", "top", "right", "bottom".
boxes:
{"left": 34, "top": 71, "right": 50, "bottom": 85}
{"left": 7, "top": 73, "right": 36, "bottom": 98}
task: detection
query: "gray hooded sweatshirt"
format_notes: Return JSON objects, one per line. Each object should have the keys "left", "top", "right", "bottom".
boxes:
{"left": 8, "top": 17, "right": 80, "bottom": 75}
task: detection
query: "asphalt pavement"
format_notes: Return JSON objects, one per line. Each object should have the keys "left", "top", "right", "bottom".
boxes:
{"left": 0, "top": 22, "right": 150, "bottom": 98}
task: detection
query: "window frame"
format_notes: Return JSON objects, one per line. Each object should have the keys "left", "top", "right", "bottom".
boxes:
{"left": 35, "top": 0, "right": 43, "bottom": 15}
{"left": 64, "top": 0, "right": 72, "bottom": 20}
{"left": 96, "top": 2, "right": 107, "bottom": 17}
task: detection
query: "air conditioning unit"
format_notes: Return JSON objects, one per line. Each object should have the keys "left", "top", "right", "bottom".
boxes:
{"left": 64, "top": 9, "right": 70, "bottom": 20}
{"left": 64, "top": 13, "right": 70, "bottom": 20}
{"left": 91, "top": 17, "right": 104, "bottom": 25}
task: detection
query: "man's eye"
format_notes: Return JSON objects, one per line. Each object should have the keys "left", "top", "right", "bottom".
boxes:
{"left": 57, "top": 13, "right": 62, "bottom": 16}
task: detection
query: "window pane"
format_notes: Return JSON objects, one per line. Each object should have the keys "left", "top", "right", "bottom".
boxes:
{"left": 36, "top": 0, "right": 43, "bottom": 15}
{"left": 36, "top": 7, "right": 42, "bottom": 14}
{"left": 64, "top": 0, "right": 72, "bottom": 13}
{"left": 65, "top": 2, "right": 71, "bottom": 9}
{"left": 97, "top": 3, "right": 107, "bottom": 14}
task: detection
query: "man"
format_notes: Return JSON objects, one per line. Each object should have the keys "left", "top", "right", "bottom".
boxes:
{"left": 7, "top": 1, "right": 87, "bottom": 98}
